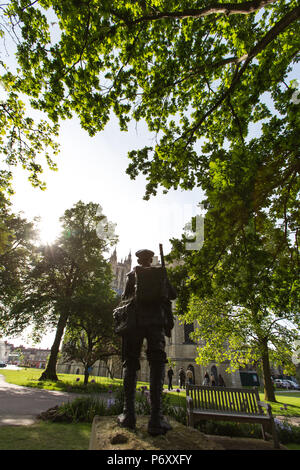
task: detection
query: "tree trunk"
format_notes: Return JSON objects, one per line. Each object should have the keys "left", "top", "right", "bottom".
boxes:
{"left": 84, "top": 365, "right": 89, "bottom": 385}
{"left": 39, "top": 311, "right": 68, "bottom": 381}
{"left": 261, "top": 338, "right": 276, "bottom": 402}
{"left": 108, "top": 366, "right": 114, "bottom": 380}
{"left": 105, "top": 362, "right": 114, "bottom": 379}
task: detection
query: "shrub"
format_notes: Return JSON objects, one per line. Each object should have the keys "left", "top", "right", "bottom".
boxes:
{"left": 135, "top": 387, "right": 187, "bottom": 425}
{"left": 135, "top": 387, "right": 151, "bottom": 415}
{"left": 274, "top": 419, "right": 300, "bottom": 444}
{"left": 196, "top": 420, "right": 262, "bottom": 439}
{"left": 38, "top": 389, "right": 124, "bottom": 423}
{"left": 60, "top": 397, "right": 107, "bottom": 422}
{"left": 195, "top": 418, "right": 300, "bottom": 444}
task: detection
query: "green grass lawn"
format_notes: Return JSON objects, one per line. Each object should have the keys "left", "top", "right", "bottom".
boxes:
{"left": 286, "top": 443, "right": 300, "bottom": 450}
{"left": 0, "top": 422, "right": 91, "bottom": 450}
{"left": 261, "top": 392, "right": 300, "bottom": 418}
{"left": 0, "top": 367, "right": 124, "bottom": 392}
{"left": 0, "top": 367, "right": 151, "bottom": 394}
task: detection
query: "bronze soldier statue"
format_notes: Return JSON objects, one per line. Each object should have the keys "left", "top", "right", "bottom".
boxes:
{"left": 116, "top": 248, "right": 176, "bottom": 436}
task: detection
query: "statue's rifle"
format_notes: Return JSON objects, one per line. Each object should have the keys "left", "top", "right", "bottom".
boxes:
{"left": 159, "top": 243, "right": 169, "bottom": 289}
{"left": 159, "top": 243, "right": 174, "bottom": 337}
{"left": 159, "top": 243, "right": 165, "bottom": 270}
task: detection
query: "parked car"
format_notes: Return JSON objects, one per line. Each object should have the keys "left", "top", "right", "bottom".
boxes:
{"left": 274, "top": 379, "right": 284, "bottom": 388}
{"left": 281, "top": 380, "right": 293, "bottom": 389}
{"left": 0, "top": 362, "right": 7, "bottom": 368}
{"left": 285, "top": 380, "right": 300, "bottom": 390}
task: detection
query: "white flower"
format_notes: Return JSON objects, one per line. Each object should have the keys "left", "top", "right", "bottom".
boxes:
{"left": 274, "top": 418, "right": 292, "bottom": 432}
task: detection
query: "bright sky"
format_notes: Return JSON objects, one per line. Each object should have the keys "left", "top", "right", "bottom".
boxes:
{"left": 11, "top": 114, "right": 204, "bottom": 260}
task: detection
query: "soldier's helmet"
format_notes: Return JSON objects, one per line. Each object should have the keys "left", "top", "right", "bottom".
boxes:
{"left": 135, "top": 249, "right": 154, "bottom": 260}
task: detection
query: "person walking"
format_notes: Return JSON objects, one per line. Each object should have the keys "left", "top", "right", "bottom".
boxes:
{"left": 210, "top": 373, "right": 216, "bottom": 386}
{"left": 186, "top": 368, "right": 193, "bottom": 385}
{"left": 167, "top": 367, "right": 174, "bottom": 391}
{"left": 203, "top": 370, "right": 210, "bottom": 386}
{"left": 179, "top": 367, "right": 186, "bottom": 389}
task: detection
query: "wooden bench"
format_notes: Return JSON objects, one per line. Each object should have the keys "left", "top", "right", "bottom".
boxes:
{"left": 186, "top": 384, "right": 280, "bottom": 449}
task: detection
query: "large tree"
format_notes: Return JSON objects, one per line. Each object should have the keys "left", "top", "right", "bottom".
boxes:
{"left": 168, "top": 213, "right": 299, "bottom": 401}
{"left": 1, "top": 1, "right": 298, "bottom": 256}
{"left": 6, "top": 201, "right": 117, "bottom": 380}
{"left": 1, "top": 1, "right": 298, "bottom": 222}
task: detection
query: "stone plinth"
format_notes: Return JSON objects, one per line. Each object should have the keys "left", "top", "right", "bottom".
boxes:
{"left": 89, "top": 415, "right": 288, "bottom": 451}
{"left": 89, "top": 415, "right": 224, "bottom": 450}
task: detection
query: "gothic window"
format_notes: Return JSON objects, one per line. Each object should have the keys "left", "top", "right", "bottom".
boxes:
{"left": 184, "top": 323, "right": 195, "bottom": 344}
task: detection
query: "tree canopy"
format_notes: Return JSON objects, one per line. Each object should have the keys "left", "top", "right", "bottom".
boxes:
{"left": 0, "top": 53, "right": 59, "bottom": 198}
{"left": 179, "top": 214, "right": 299, "bottom": 399}
{"left": 1, "top": 0, "right": 298, "bottom": 251}
{"left": 2, "top": 201, "right": 118, "bottom": 380}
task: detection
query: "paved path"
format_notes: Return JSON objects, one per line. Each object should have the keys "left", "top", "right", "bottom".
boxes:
{"left": 0, "top": 374, "right": 94, "bottom": 426}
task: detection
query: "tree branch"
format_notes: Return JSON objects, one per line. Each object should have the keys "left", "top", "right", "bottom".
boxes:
{"left": 227, "top": 95, "right": 246, "bottom": 145}
{"left": 167, "top": 55, "right": 248, "bottom": 89}
{"left": 183, "top": 6, "right": 300, "bottom": 141}
{"left": 118, "top": 0, "right": 278, "bottom": 25}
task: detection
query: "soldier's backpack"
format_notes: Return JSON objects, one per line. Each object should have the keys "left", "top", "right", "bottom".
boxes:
{"left": 135, "top": 266, "right": 167, "bottom": 304}
{"left": 113, "top": 297, "right": 137, "bottom": 336}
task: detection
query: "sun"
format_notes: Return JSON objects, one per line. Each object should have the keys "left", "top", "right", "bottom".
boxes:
{"left": 38, "top": 217, "right": 62, "bottom": 245}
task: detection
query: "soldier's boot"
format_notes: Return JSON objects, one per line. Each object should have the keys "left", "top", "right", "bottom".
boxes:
{"left": 117, "top": 367, "right": 137, "bottom": 430}
{"left": 148, "top": 362, "right": 172, "bottom": 436}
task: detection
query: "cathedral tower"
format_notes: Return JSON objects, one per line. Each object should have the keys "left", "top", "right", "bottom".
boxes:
{"left": 109, "top": 249, "right": 132, "bottom": 296}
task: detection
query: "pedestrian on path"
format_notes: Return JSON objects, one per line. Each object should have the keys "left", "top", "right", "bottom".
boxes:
{"left": 203, "top": 370, "right": 210, "bottom": 386}
{"left": 179, "top": 368, "right": 186, "bottom": 389}
{"left": 167, "top": 367, "right": 174, "bottom": 390}
{"left": 186, "top": 368, "right": 193, "bottom": 385}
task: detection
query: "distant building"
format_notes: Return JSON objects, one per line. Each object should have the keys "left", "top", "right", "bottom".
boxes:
{"left": 109, "top": 248, "right": 132, "bottom": 296}
{"left": 16, "top": 346, "right": 50, "bottom": 369}
{"left": 0, "top": 341, "right": 50, "bottom": 368}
